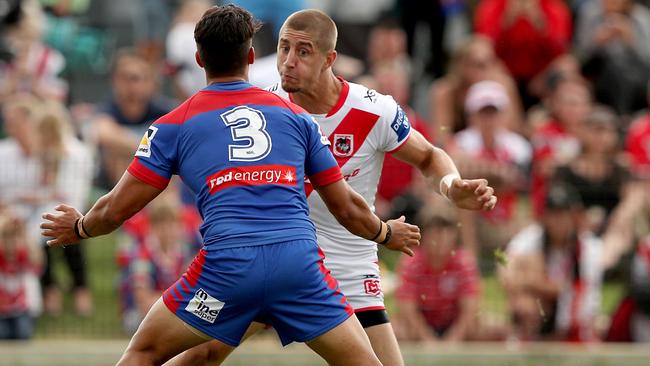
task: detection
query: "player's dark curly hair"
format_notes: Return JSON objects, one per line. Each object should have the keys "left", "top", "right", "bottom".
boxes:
{"left": 194, "top": 4, "right": 261, "bottom": 77}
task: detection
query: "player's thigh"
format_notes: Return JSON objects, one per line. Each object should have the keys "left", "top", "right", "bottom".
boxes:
{"left": 164, "top": 321, "right": 266, "bottom": 366}
{"left": 117, "top": 298, "right": 230, "bottom": 366}
{"left": 306, "top": 315, "right": 381, "bottom": 366}
{"left": 364, "top": 322, "right": 404, "bottom": 366}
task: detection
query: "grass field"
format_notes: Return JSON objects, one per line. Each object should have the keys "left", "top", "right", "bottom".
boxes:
{"left": 26, "top": 224, "right": 633, "bottom": 366}
{"left": 2, "top": 339, "right": 650, "bottom": 366}
{"left": 34, "top": 232, "right": 627, "bottom": 339}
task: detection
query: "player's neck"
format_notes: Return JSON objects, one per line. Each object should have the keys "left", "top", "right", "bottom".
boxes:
{"left": 291, "top": 73, "right": 341, "bottom": 115}
{"left": 206, "top": 75, "right": 248, "bottom": 85}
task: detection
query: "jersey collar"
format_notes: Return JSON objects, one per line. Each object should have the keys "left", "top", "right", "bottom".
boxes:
{"left": 326, "top": 77, "right": 349, "bottom": 117}
{"left": 287, "top": 76, "right": 349, "bottom": 117}
{"left": 203, "top": 80, "right": 253, "bottom": 92}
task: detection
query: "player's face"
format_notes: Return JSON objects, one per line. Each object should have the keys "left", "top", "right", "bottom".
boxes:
{"left": 277, "top": 28, "right": 328, "bottom": 93}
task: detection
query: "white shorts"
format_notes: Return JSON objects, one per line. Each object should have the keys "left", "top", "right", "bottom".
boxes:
{"left": 326, "top": 258, "right": 385, "bottom": 312}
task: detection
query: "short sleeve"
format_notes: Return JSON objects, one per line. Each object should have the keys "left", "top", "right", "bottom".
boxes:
{"left": 127, "top": 122, "right": 179, "bottom": 190}
{"left": 301, "top": 113, "right": 343, "bottom": 187}
{"left": 376, "top": 96, "right": 412, "bottom": 152}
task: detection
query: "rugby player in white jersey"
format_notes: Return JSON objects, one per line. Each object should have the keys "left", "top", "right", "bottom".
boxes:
{"left": 167, "top": 9, "right": 497, "bottom": 366}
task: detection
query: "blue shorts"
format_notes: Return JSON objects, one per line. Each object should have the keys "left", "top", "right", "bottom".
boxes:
{"left": 162, "top": 239, "right": 353, "bottom": 346}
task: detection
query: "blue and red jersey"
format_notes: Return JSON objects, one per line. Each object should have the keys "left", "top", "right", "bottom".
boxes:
{"left": 127, "top": 81, "right": 342, "bottom": 250}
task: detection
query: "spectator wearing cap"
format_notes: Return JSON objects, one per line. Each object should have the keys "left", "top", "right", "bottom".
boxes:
{"left": 500, "top": 183, "right": 603, "bottom": 342}
{"left": 554, "top": 106, "right": 630, "bottom": 234}
{"left": 531, "top": 75, "right": 592, "bottom": 217}
{"left": 449, "top": 80, "right": 531, "bottom": 254}
{"left": 393, "top": 200, "right": 482, "bottom": 343}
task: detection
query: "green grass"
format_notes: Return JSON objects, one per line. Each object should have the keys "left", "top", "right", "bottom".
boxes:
{"left": 34, "top": 233, "right": 626, "bottom": 339}
{"left": 35, "top": 232, "right": 125, "bottom": 339}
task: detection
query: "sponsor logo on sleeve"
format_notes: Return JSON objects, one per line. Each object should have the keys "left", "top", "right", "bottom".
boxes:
{"left": 333, "top": 134, "right": 353, "bottom": 157}
{"left": 185, "top": 288, "right": 225, "bottom": 324}
{"left": 390, "top": 105, "right": 410, "bottom": 143}
{"left": 135, "top": 126, "right": 158, "bottom": 158}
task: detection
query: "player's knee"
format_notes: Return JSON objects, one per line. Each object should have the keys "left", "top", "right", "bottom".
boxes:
{"left": 179, "top": 342, "right": 225, "bottom": 366}
{"left": 116, "top": 348, "right": 157, "bottom": 366}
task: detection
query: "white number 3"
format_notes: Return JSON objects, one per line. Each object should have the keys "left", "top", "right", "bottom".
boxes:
{"left": 220, "top": 106, "right": 272, "bottom": 161}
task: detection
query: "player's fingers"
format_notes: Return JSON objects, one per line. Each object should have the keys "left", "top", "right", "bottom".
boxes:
{"left": 474, "top": 179, "right": 488, "bottom": 195}
{"left": 41, "top": 213, "right": 57, "bottom": 222}
{"left": 46, "top": 238, "right": 66, "bottom": 246}
{"left": 478, "top": 187, "right": 495, "bottom": 202}
{"left": 483, "top": 196, "right": 498, "bottom": 210}
{"left": 402, "top": 246, "right": 415, "bottom": 257}
{"left": 55, "top": 204, "right": 71, "bottom": 212}
{"left": 396, "top": 215, "right": 405, "bottom": 223}
{"left": 41, "top": 229, "right": 55, "bottom": 237}
{"left": 40, "top": 222, "right": 56, "bottom": 230}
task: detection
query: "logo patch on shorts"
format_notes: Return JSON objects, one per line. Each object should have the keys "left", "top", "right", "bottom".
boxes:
{"left": 135, "top": 126, "right": 158, "bottom": 158}
{"left": 185, "top": 288, "right": 225, "bottom": 324}
{"left": 363, "top": 279, "right": 382, "bottom": 296}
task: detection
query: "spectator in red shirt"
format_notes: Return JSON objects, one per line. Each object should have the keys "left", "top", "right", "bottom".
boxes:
{"left": 0, "top": 211, "right": 42, "bottom": 340}
{"left": 118, "top": 193, "right": 193, "bottom": 334}
{"left": 531, "top": 75, "right": 592, "bottom": 216}
{"left": 475, "top": 0, "right": 572, "bottom": 107}
{"left": 393, "top": 203, "right": 481, "bottom": 342}
{"left": 625, "top": 82, "right": 650, "bottom": 178}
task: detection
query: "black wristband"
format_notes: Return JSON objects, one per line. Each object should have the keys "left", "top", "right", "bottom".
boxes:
{"left": 378, "top": 223, "right": 392, "bottom": 245}
{"left": 80, "top": 216, "right": 91, "bottom": 238}
{"left": 73, "top": 218, "right": 83, "bottom": 239}
{"left": 369, "top": 217, "right": 383, "bottom": 241}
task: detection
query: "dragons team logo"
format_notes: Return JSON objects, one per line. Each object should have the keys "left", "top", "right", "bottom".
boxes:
{"left": 333, "top": 134, "right": 353, "bottom": 157}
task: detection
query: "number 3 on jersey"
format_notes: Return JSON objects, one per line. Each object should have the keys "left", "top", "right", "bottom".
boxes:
{"left": 220, "top": 106, "right": 272, "bottom": 161}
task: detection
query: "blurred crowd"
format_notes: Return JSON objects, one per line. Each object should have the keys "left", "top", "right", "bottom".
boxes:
{"left": 0, "top": 0, "right": 649, "bottom": 345}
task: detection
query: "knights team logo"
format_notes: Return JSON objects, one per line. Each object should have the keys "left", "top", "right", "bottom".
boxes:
{"left": 333, "top": 134, "right": 353, "bottom": 157}
{"left": 135, "top": 126, "right": 158, "bottom": 158}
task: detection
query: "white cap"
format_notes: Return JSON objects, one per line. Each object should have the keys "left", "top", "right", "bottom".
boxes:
{"left": 465, "top": 80, "right": 509, "bottom": 113}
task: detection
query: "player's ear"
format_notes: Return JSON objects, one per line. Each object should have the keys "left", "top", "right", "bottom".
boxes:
{"left": 323, "top": 50, "right": 337, "bottom": 70}
{"left": 248, "top": 47, "right": 255, "bottom": 65}
{"left": 195, "top": 51, "right": 204, "bottom": 69}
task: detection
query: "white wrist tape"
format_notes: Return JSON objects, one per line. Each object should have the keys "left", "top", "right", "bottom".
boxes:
{"left": 439, "top": 174, "right": 460, "bottom": 199}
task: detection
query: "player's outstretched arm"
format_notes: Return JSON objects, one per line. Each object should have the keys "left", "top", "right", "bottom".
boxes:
{"left": 392, "top": 130, "right": 497, "bottom": 211}
{"left": 315, "top": 179, "right": 421, "bottom": 256}
{"left": 40, "top": 171, "right": 164, "bottom": 247}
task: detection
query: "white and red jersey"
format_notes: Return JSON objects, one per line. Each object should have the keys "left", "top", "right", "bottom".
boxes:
{"left": 269, "top": 79, "right": 412, "bottom": 308}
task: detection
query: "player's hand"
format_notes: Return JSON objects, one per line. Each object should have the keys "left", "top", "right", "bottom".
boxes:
{"left": 447, "top": 178, "right": 497, "bottom": 211}
{"left": 382, "top": 216, "right": 420, "bottom": 256}
{"left": 40, "top": 204, "right": 83, "bottom": 247}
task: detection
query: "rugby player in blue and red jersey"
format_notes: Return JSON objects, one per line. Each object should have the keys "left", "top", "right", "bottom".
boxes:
{"left": 39, "top": 5, "right": 420, "bottom": 366}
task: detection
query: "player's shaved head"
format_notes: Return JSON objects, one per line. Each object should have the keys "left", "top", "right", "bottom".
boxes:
{"left": 281, "top": 9, "right": 337, "bottom": 53}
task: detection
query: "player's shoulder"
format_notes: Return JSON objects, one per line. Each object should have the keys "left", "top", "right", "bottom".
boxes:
{"left": 345, "top": 81, "right": 396, "bottom": 117}
{"left": 263, "top": 83, "right": 315, "bottom": 120}
{"left": 265, "top": 82, "right": 289, "bottom": 98}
